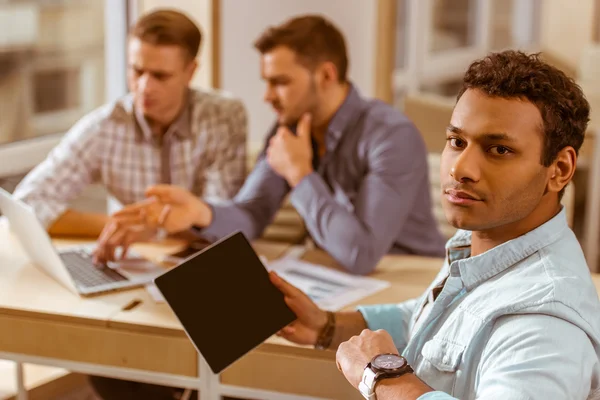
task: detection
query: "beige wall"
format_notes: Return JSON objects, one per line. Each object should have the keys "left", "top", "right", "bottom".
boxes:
{"left": 540, "top": 0, "right": 595, "bottom": 66}
{"left": 220, "top": 0, "right": 377, "bottom": 148}
{"left": 138, "top": 0, "right": 378, "bottom": 148}
{"left": 138, "top": 0, "right": 214, "bottom": 89}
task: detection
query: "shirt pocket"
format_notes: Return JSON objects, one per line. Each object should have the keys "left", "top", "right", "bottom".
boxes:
{"left": 418, "top": 338, "right": 465, "bottom": 394}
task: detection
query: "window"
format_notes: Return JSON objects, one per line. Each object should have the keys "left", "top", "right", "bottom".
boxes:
{"left": 34, "top": 69, "right": 81, "bottom": 114}
{"left": 430, "top": 0, "right": 475, "bottom": 53}
{"left": 0, "top": 0, "right": 106, "bottom": 146}
{"left": 421, "top": 78, "right": 463, "bottom": 98}
{"left": 379, "top": 0, "right": 542, "bottom": 108}
{"left": 0, "top": 0, "right": 129, "bottom": 179}
{"left": 395, "top": 0, "right": 408, "bottom": 69}
{"left": 490, "top": 0, "right": 514, "bottom": 49}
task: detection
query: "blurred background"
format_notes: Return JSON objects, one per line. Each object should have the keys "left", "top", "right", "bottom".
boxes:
{"left": 1, "top": 2, "right": 600, "bottom": 397}
{"left": 0, "top": 0, "right": 598, "bottom": 263}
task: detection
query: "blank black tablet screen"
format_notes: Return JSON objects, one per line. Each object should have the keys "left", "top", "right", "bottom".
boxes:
{"left": 154, "top": 231, "right": 296, "bottom": 374}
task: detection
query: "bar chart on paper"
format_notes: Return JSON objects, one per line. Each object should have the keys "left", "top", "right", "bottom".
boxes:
{"left": 266, "top": 258, "right": 390, "bottom": 311}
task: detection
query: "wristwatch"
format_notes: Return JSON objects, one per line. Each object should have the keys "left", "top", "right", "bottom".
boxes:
{"left": 358, "top": 353, "right": 413, "bottom": 399}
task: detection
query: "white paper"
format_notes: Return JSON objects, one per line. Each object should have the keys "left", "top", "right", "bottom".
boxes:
{"left": 266, "top": 257, "right": 390, "bottom": 311}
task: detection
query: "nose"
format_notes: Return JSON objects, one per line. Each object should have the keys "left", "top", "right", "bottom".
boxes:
{"left": 263, "top": 84, "right": 276, "bottom": 104}
{"left": 449, "top": 146, "right": 481, "bottom": 183}
{"left": 137, "top": 73, "right": 156, "bottom": 96}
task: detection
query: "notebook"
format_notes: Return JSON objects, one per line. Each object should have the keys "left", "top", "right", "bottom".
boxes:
{"left": 153, "top": 231, "right": 296, "bottom": 374}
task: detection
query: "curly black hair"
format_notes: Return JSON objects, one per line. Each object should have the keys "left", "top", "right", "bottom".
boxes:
{"left": 457, "top": 50, "right": 590, "bottom": 167}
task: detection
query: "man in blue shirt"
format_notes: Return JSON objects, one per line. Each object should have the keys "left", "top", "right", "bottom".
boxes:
{"left": 94, "top": 15, "right": 446, "bottom": 274}
{"left": 270, "top": 50, "right": 600, "bottom": 399}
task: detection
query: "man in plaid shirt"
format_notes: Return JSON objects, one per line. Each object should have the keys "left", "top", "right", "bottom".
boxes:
{"left": 13, "top": 9, "right": 247, "bottom": 239}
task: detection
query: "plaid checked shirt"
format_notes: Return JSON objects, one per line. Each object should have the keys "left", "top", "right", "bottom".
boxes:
{"left": 14, "top": 89, "right": 247, "bottom": 228}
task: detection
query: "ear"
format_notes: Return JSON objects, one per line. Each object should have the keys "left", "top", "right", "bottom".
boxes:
{"left": 317, "top": 61, "right": 339, "bottom": 87}
{"left": 186, "top": 59, "right": 198, "bottom": 83}
{"left": 546, "top": 146, "right": 577, "bottom": 195}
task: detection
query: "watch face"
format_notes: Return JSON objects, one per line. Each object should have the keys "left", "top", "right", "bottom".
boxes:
{"left": 372, "top": 354, "right": 406, "bottom": 371}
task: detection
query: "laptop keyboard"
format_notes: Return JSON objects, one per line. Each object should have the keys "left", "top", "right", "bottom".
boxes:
{"left": 59, "top": 250, "right": 128, "bottom": 288}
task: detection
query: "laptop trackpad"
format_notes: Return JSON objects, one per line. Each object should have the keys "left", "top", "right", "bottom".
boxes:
{"left": 108, "top": 258, "right": 165, "bottom": 280}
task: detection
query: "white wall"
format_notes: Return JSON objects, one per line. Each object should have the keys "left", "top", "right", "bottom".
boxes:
{"left": 220, "top": 0, "right": 377, "bottom": 149}
{"left": 139, "top": 0, "right": 213, "bottom": 89}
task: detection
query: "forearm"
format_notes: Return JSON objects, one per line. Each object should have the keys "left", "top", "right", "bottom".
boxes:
{"left": 48, "top": 209, "right": 108, "bottom": 238}
{"left": 290, "top": 177, "right": 379, "bottom": 274}
{"left": 199, "top": 202, "right": 265, "bottom": 242}
{"left": 200, "top": 159, "right": 288, "bottom": 241}
{"left": 357, "top": 300, "right": 419, "bottom": 350}
{"left": 290, "top": 173, "right": 405, "bottom": 275}
{"left": 328, "top": 311, "right": 369, "bottom": 349}
{"left": 375, "top": 374, "right": 434, "bottom": 400}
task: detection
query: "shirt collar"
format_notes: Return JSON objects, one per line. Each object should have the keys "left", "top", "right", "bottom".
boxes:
{"left": 323, "top": 83, "right": 367, "bottom": 153}
{"left": 445, "top": 207, "right": 569, "bottom": 290}
{"left": 133, "top": 90, "right": 193, "bottom": 146}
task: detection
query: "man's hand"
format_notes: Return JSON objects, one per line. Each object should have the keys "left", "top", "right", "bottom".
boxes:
{"left": 93, "top": 212, "right": 158, "bottom": 264}
{"left": 117, "top": 185, "right": 212, "bottom": 233}
{"left": 269, "top": 271, "right": 328, "bottom": 346}
{"left": 93, "top": 185, "right": 212, "bottom": 264}
{"left": 336, "top": 329, "right": 399, "bottom": 389}
{"left": 266, "top": 113, "right": 314, "bottom": 187}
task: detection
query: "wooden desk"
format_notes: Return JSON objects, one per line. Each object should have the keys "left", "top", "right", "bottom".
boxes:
{"left": 0, "top": 222, "right": 292, "bottom": 399}
{"left": 98, "top": 239, "right": 293, "bottom": 380}
{"left": 107, "top": 248, "right": 444, "bottom": 400}
{"left": 6, "top": 223, "right": 597, "bottom": 400}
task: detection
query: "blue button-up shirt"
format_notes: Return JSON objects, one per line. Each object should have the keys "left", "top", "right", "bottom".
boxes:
{"left": 198, "top": 84, "right": 446, "bottom": 274}
{"left": 359, "top": 209, "right": 600, "bottom": 399}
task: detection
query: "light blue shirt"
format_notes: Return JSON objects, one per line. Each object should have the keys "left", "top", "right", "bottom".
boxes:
{"left": 358, "top": 209, "right": 600, "bottom": 399}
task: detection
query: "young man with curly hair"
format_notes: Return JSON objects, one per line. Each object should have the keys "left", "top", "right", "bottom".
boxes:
{"left": 271, "top": 50, "right": 600, "bottom": 399}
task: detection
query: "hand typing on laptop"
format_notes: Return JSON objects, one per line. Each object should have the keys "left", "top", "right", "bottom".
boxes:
{"left": 93, "top": 211, "right": 157, "bottom": 264}
{"left": 93, "top": 186, "right": 213, "bottom": 264}
{"left": 93, "top": 197, "right": 171, "bottom": 264}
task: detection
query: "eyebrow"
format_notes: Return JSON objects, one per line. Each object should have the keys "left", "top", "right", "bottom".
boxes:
{"left": 263, "top": 74, "right": 291, "bottom": 81}
{"left": 130, "top": 64, "right": 172, "bottom": 76}
{"left": 446, "top": 124, "right": 517, "bottom": 142}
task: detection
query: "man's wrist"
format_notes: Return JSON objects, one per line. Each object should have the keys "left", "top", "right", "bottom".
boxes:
{"left": 315, "top": 311, "right": 336, "bottom": 350}
{"left": 374, "top": 373, "right": 432, "bottom": 399}
{"left": 288, "top": 166, "right": 313, "bottom": 187}
{"left": 193, "top": 200, "right": 213, "bottom": 227}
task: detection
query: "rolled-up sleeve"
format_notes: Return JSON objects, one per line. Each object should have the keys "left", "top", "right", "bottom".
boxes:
{"left": 417, "top": 392, "right": 457, "bottom": 400}
{"left": 13, "top": 112, "right": 103, "bottom": 228}
{"left": 356, "top": 313, "right": 598, "bottom": 400}
{"left": 357, "top": 298, "right": 419, "bottom": 351}
{"left": 201, "top": 99, "right": 248, "bottom": 204}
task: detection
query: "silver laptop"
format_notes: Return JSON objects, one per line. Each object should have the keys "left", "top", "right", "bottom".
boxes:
{"left": 0, "top": 187, "right": 162, "bottom": 296}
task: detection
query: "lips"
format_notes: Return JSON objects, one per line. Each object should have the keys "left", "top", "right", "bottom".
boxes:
{"left": 446, "top": 189, "right": 480, "bottom": 200}
{"left": 444, "top": 188, "right": 483, "bottom": 205}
